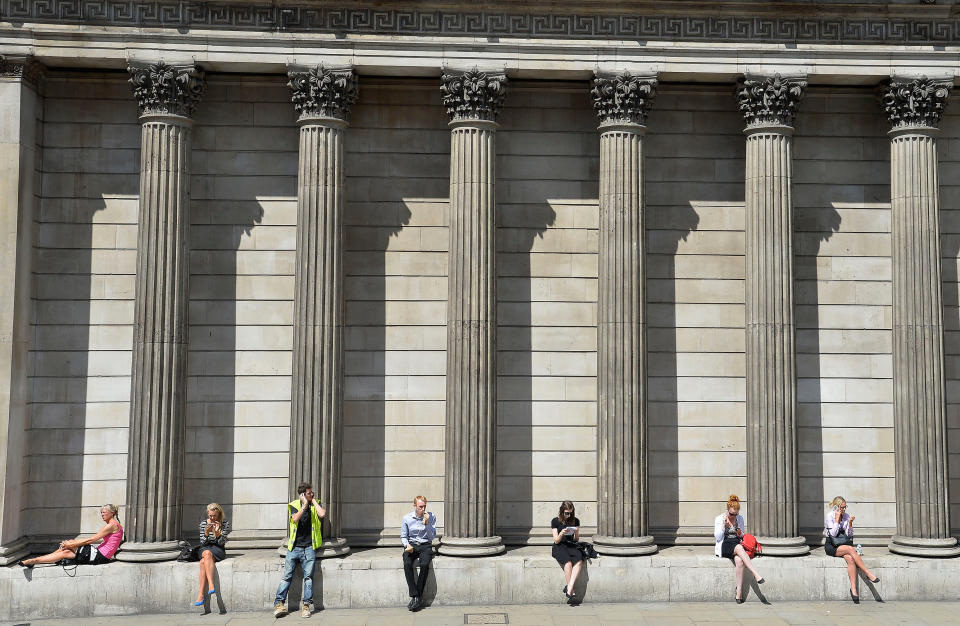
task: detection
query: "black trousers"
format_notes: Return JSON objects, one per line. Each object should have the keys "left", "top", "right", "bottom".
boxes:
{"left": 402, "top": 543, "right": 433, "bottom": 598}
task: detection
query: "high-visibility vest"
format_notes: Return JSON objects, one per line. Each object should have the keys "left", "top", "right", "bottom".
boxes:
{"left": 287, "top": 499, "right": 323, "bottom": 550}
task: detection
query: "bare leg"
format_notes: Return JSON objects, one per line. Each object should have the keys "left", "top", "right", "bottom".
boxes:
{"left": 840, "top": 553, "right": 857, "bottom": 595}
{"left": 732, "top": 544, "right": 762, "bottom": 581}
{"left": 733, "top": 554, "right": 745, "bottom": 599}
{"left": 22, "top": 548, "right": 76, "bottom": 566}
{"left": 202, "top": 552, "right": 216, "bottom": 591}
{"left": 568, "top": 560, "right": 583, "bottom": 593}
{"left": 836, "top": 545, "right": 876, "bottom": 584}
{"left": 562, "top": 561, "right": 573, "bottom": 587}
{"left": 196, "top": 563, "right": 207, "bottom": 602}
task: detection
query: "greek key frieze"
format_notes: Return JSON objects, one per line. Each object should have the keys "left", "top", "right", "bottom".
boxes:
{"left": 3, "top": 2, "right": 960, "bottom": 44}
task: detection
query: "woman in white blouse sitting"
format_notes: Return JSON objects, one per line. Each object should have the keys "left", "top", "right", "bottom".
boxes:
{"left": 714, "top": 494, "right": 764, "bottom": 603}
{"left": 824, "top": 496, "right": 879, "bottom": 603}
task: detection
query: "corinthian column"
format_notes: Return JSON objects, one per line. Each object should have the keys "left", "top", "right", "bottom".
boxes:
{"left": 879, "top": 77, "right": 960, "bottom": 557}
{"left": 735, "top": 74, "right": 809, "bottom": 556}
{"left": 286, "top": 65, "right": 358, "bottom": 557}
{"left": 438, "top": 69, "right": 506, "bottom": 556}
{"left": 589, "top": 73, "right": 658, "bottom": 556}
{"left": 119, "top": 62, "right": 205, "bottom": 562}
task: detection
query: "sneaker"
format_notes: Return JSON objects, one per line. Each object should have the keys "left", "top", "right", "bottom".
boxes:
{"left": 273, "top": 601, "right": 287, "bottom": 617}
{"left": 301, "top": 602, "right": 312, "bottom": 618}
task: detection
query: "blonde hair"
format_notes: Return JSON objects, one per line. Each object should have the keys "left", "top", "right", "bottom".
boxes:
{"left": 726, "top": 494, "right": 741, "bottom": 512}
{"left": 206, "top": 502, "right": 224, "bottom": 522}
{"left": 413, "top": 495, "right": 427, "bottom": 505}
{"left": 829, "top": 496, "right": 846, "bottom": 510}
{"left": 102, "top": 503, "right": 119, "bottom": 521}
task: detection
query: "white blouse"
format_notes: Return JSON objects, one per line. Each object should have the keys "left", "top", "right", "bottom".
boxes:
{"left": 714, "top": 512, "right": 745, "bottom": 557}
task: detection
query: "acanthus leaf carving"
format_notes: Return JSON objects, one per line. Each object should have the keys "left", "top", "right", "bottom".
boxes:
{"left": 879, "top": 77, "right": 952, "bottom": 130}
{"left": 736, "top": 73, "right": 806, "bottom": 128}
{"left": 440, "top": 69, "right": 507, "bottom": 122}
{"left": 0, "top": 55, "right": 45, "bottom": 87}
{"left": 128, "top": 61, "right": 206, "bottom": 118}
{"left": 287, "top": 65, "right": 358, "bottom": 122}
{"left": 590, "top": 73, "right": 658, "bottom": 126}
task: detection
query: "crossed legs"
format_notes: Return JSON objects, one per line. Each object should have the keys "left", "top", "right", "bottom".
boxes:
{"left": 732, "top": 545, "right": 763, "bottom": 600}
{"left": 835, "top": 545, "right": 876, "bottom": 596}
{"left": 21, "top": 547, "right": 76, "bottom": 566}
{"left": 196, "top": 550, "right": 217, "bottom": 603}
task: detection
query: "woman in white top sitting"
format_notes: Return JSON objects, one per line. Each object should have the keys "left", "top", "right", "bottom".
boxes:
{"left": 824, "top": 496, "right": 879, "bottom": 604}
{"left": 713, "top": 494, "right": 764, "bottom": 603}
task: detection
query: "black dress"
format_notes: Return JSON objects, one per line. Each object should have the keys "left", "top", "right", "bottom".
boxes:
{"left": 551, "top": 516, "right": 583, "bottom": 566}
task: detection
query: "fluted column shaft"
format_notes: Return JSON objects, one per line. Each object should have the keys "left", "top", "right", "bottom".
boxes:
{"left": 121, "top": 115, "right": 193, "bottom": 561}
{"left": 440, "top": 119, "right": 503, "bottom": 556}
{"left": 593, "top": 123, "right": 657, "bottom": 555}
{"left": 735, "top": 74, "right": 808, "bottom": 556}
{"left": 289, "top": 117, "right": 350, "bottom": 557}
{"left": 285, "top": 65, "right": 358, "bottom": 557}
{"left": 743, "top": 126, "right": 807, "bottom": 555}
{"left": 121, "top": 62, "right": 204, "bottom": 562}
{"left": 888, "top": 127, "right": 959, "bottom": 556}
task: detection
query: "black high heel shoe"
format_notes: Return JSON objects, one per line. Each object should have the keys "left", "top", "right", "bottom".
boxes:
{"left": 850, "top": 590, "right": 860, "bottom": 604}
{"left": 736, "top": 596, "right": 744, "bottom": 604}
{"left": 869, "top": 576, "right": 880, "bottom": 584}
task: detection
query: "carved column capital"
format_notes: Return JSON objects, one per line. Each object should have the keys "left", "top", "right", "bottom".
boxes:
{"left": 590, "top": 73, "right": 658, "bottom": 126}
{"left": 127, "top": 61, "right": 206, "bottom": 119}
{"left": 0, "top": 55, "right": 45, "bottom": 88}
{"left": 287, "top": 65, "right": 358, "bottom": 123}
{"left": 440, "top": 69, "right": 507, "bottom": 123}
{"left": 879, "top": 77, "right": 952, "bottom": 130}
{"left": 736, "top": 73, "right": 806, "bottom": 129}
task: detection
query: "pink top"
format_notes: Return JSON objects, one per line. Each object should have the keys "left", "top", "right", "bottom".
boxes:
{"left": 97, "top": 521, "right": 123, "bottom": 559}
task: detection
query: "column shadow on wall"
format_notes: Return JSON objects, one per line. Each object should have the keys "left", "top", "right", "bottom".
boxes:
{"left": 942, "top": 213, "right": 960, "bottom": 541}
{"left": 344, "top": 199, "right": 411, "bottom": 545}
{"left": 187, "top": 197, "right": 263, "bottom": 543}
{"left": 647, "top": 202, "right": 699, "bottom": 542}
{"left": 497, "top": 201, "right": 555, "bottom": 544}
{"left": 33, "top": 196, "right": 107, "bottom": 543}
{"left": 794, "top": 204, "right": 841, "bottom": 545}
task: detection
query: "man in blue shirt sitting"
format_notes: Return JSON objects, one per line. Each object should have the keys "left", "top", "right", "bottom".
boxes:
{"left": 400, "top": 495, "right": 437, "bottom": 611}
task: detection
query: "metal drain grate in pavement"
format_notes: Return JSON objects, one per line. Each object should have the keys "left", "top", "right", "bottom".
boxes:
{"left": 464, "top": 613, "right": 509, "bottom": 624}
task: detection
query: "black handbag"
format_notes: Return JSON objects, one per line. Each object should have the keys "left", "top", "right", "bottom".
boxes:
{"left": 826, "top": 528, "right": 854, "bottom": 548}
{"left": 576, "top": 541, "right": 599, "bottom": 560}
{"left": 177, "top": 542, "right": 200, "bottom": 562}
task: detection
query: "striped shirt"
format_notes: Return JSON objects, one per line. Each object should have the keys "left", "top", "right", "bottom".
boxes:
{"left": 199, "top": 519, "right": 231, "bottom": 547}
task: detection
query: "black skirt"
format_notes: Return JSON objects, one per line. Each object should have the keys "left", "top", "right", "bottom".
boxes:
{"left": 552, "top": 542, "right": 583, "bottom": 566}
{"left": 199, "top": 544, "right": 227, "bottom": 561}
{"left": 720, "top": 537, "right": 740, "bottom": 559}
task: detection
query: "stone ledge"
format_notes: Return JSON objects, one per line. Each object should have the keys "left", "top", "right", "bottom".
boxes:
{"left": 2, "top": 546, "right": 956, "bottom": 620}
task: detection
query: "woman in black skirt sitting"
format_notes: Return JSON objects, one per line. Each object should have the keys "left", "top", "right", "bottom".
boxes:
{"left": 551, "top": 500, "right": 582, "bottom": 603}
{"left": 713, "top": 494, "right": 764, "bottom": 603}
{"left": 824, "top": 496, "right": 879, "bottom": 603}
{"left": 194, "top": 502, "right": 231, "bottom": 606}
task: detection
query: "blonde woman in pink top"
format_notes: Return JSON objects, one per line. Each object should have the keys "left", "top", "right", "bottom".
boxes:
{"left": 20, "top": 504, "right": 123, "bottom": 567}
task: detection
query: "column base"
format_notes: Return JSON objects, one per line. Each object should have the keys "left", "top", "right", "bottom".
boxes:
{"left": 755, "top": 536, "right": 809, "bottom": 556}
{"left": 438, "top": 535, "right": 505, "bottom": 557}
{"left": 593, "top": 535, "right": 658, "bottom": 556}
{"left": 114, "top": 540, "right": 181, "bottom": 562}
{"left": 0, "top": 537, "right": 30, "bottom": 565}
{"left": 888, "top": 535, "right": 960, "bottom": 557}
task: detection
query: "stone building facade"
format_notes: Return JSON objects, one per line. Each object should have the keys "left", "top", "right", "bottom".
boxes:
{"left": 2, "top": 0, "right": 960, "bottom": 563}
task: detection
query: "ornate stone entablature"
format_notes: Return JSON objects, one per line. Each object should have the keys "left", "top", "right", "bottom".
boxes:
{"left": 6, "top": 1, "right": 960, "bottom": 44}
{"left": 591, "top": 73, "right": 658, "bottom": 126}
{"left": 127, "top": 61, "right": 206, "bottom": 118}
{"left": 287, "top": 65, "right": 358, "bottom": 122}
{"left": 440, "top": 70, "right": 507, "bottom": 123}
{"left": 879, "top": 77, "right": 953, "bottom": 130}
{"left": 736, "top": 74, "right": 807, "bottom": 129}
{"left": 0, "top": 55, "right": 44, "bottom": 87}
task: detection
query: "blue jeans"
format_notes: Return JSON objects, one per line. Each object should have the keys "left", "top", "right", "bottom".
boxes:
{"left": 275, "top": 546, "right": 316, "bottom": 605}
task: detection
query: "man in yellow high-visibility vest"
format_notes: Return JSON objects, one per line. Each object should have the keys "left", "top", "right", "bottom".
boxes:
{"left": 273, "top": 482, "right": 325, "bottom": 618}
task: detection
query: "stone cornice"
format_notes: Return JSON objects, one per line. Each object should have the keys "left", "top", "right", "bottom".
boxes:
{"left": 879, "top": 77, "right": 953, "bottom": 129}
{"left": 441, "top": 70, "right": 507, "bottom": 123}
{"left": 0, "top": 55, "right": 44, "bottom": 87}
{"left": 5, "top": 1, "right": 960, "bottom": 45}
{"left": 128, "top": 61, "right": 206, "bottom": 118}
{"left": 591, "top": 73, "right": 657, "bottom": 127}
{"left": 736, "top": 74, "right": 807, "bottom": 129}
{"left": 287, "top": 65, "right": 358, "bottom": 122}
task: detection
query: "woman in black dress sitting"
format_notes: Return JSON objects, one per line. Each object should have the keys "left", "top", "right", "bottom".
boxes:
{"left": 551, "top": 500, "right": 582, "bottom": 603}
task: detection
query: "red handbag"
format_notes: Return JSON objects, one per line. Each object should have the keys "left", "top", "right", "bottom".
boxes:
{"left": 741, "top": 533, "right": 762, "bottom": 558}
